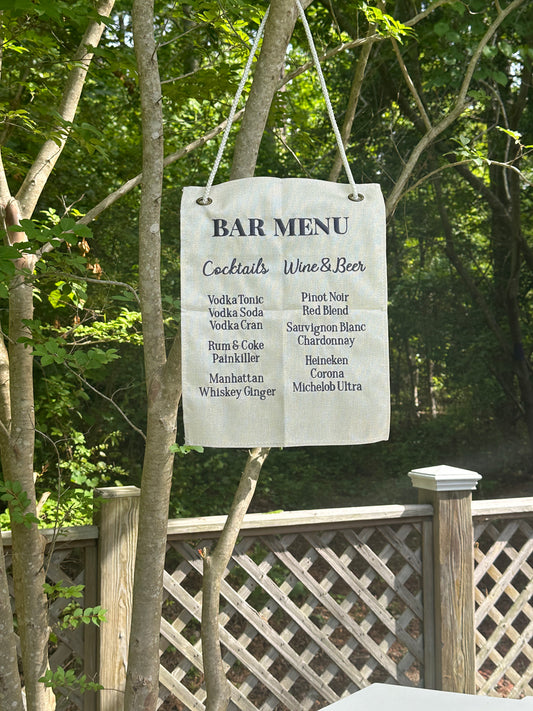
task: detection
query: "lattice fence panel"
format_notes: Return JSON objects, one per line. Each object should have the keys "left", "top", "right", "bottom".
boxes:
{"left": 5, "top": 543, "right": 92, "bottom": 711}
{"left": 474, "top": 517, "right": 533, "bottom": 699}
{"left": 159, "top": 522, "right": 424, "bottom": 710}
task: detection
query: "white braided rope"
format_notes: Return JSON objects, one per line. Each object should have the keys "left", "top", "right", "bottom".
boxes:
{"left": 198, "top": 7, "right": 270, "bottom": 205}
{"left": 198, "top": 1, "right": 362, "bottom": 205}
{"left": 295, "top": 0, "right": 361, "bottom": 201}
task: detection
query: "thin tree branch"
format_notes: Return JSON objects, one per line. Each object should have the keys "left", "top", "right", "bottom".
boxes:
{"left": 457, "top": 0, "right": 524, "bottom": 106}
{"left": 65, "top": 364, "right": 146, "bottom": 441}
{"left": 433, "top": 176, "right": 511, "bottom": 356}
{"left": 274, "top": 128, "right": 313, "bottom": 177}
{"left": 391, "top": 38, "right": 432, "bottom": 131}
{"left": 16, "top": 0, "right": 116, "bottom": 218}
{"left": 386, "top": 101, "right": 468, "bottom": 216}
{"left": 77, "top": 109, "right": 245, "bottom": 225}
{"left": 395, "top": 156, "right": 532, "bottom": 206}
{"left": 386, "top": 0, "right": 526, "bottom": 217}
{"left": 404, "top": 0, "right": 455, "bottom": 27}
{"left": 38, "top": 270, "right": 141, "bottom": 306}
{"left": 329, "top": 18, "right": 376, "bottom": 182}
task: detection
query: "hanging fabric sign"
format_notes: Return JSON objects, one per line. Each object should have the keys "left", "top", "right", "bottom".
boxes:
{"left": 180, "top": 177, "right": 389, "bottom": 447}
{"left": 180, "top": 0, "right": 389, "bottom": 447}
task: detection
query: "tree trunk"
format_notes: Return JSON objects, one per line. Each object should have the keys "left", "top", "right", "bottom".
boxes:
{"left": 230, "top": 0, "right": 313, "bottom": 180}
{"left": 123, "top": 350, "right": 181, "bottom": 710}
{"left": 0, "top": 534, "right": 25, "bottom": 711}
{"left": 124, "top": 2, "right": 182, "bottom": 709}
{"left": 2, "top": 203, "right": 55, "bottom": 711}
{"left": 328, "top": 16, "right": 376, "bottom": 183}
{"left": 202, "top": 448, "right": 269, "bottom": 711}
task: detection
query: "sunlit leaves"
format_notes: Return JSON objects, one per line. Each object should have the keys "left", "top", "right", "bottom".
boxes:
{"left": 15, "top": 216, "right": 91, "bottom": 248}
{"left": 18, "top": 316, "right": 122, "bottom": 370}
{"left": 48, "top": 280, "right": 86, "bottom": 309}
{"left": 169, "top": 444, "right": 204, "bottom": 455}
{"left": 360, "top": 3, "right": 415, "bottom": 42}
{"left": 451, "top": 134, "right": 487, "bottom": 170}
{"left": 64, "top": 308, "right": 144, "bottom": 345}
{"left": 497, "top": 126, "right": 533, "bottom": 150}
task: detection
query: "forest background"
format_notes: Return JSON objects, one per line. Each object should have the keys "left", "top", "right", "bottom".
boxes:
{"left": 0, "top": 0, "right": 531, "bottom": 529}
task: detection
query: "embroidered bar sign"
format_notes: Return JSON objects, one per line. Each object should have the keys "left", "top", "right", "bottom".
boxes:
{"left": 180, "top": 176, "right": 389, "bottom": 447}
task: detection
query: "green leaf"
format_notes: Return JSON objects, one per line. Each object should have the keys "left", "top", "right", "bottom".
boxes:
{"left": 492, "top": 71, "right": 508, "bottom": 86}
{"left": 39, "top": 665, "right": 103, "bottom": 692}
{"left": 434, "top": 21, "right": 449, "bottom": 36}
{"left": 22, "top": 512, "right": 40, "bottom": 528}
{"left": 41, "top": 354, "right": 55, "bottom": 366}
{"left": 498, "top": 40, "right": 513, "bottom": 58}
{"left": 48, "top": 288, "right": 65, "bottom": 308}
{"left": 0, "top": 245, "right": 23, "bottom": 259}
{"left": 482, "top": 45, "right": 497, "bottom": 59}
{"left": 73, "top": 224, "right": 92, "bottom": 239}
{"left": 170, "top": 444, "right": 204, "bottom": 455}
{"left": 60, "top": 217, "right": 76, "bottom": 231}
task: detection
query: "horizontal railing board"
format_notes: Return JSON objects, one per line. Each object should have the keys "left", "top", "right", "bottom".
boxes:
{"left": 166, "top": 504, "right": 434, "bottom": 540}
{"left": 1, "top": 496, "right": 531, "bottom": 548}
{"left": 472, "top": 497, "right": 533, "bottom": 519}
{"left": 1, "top": 525, "right": 99, "bottom": 548}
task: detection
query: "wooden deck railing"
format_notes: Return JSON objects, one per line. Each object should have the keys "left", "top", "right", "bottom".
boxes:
{"left": 2, "top": 467, "right": 533, "bottom": 710}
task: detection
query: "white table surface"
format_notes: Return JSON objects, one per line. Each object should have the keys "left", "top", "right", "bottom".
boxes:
{"left": 322, "top": 684, "right": 533, "bottom": 710}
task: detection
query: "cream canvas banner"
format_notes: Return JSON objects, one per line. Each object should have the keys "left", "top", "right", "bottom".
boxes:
{"left": 180, "top": 176, "right": 389, "bottom": 447}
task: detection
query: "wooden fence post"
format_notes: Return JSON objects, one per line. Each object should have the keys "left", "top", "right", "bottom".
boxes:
{"left": 94, "top": 486, "right": 140, "bottom": 711}
{"left": 409, "top": 465, "right": 481, "bottom": 695}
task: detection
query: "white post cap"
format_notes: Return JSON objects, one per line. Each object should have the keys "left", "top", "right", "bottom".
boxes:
{"left": 408, "top": 465, "right": 482, "bottom": 492}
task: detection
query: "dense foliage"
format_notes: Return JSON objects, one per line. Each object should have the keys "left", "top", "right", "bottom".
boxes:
{"left": 1, "top": 0, "right": 531, "bottom": 528}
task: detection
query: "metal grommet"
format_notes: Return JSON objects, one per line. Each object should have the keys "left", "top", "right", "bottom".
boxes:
{"left": 348, "top": 193, "right": 364, "bottom": 202}
{"left": 196, "top": 197, "right": 213, "bottom": 206}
